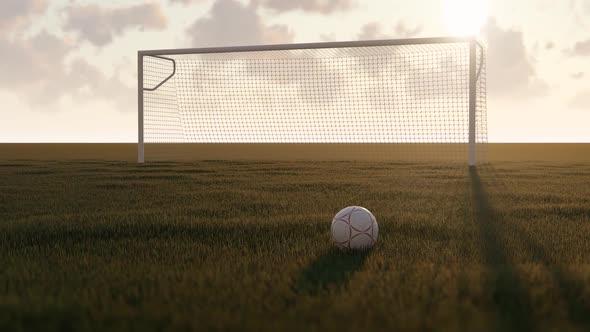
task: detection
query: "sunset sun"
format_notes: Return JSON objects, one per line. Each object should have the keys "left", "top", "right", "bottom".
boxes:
{"left": 444, "top": 0, "right": 489, "bottom": 36}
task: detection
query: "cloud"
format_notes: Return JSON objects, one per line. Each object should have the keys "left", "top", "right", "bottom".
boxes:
{"left": 0, "top": 2, "right": 135, "bottom": 112}
{"left": 257, "top": 0, "right": 354, "bottom": 14}
{"left": 64, "top": 3, "right": 167, "bottom": 47}
{"left": 186, "top": 0, "right": 293, "bottom": 47}
{"left": 64, "top": 60, "right": 135, "bottom": 111}
{"left": 481, "top": 18, "right": 549, "bottom": 99}
{"left": 169, "top": 0, "right": 208, "bottom": 4}
{"left": 569, "top": 90, "right": 590, "bottom": 110}
{"left": 0, "top": 30, "right": 133, "bottom": 110}
{"left": 358, "top": 23, "right": 390, "bottom": 40}
{"left": 569, "top": 0, "right": 590, "bottom": 13}
{"left": 545, "top": 41, "right": 554, "bottom": 50}
{"left": 0, "top": 31, "right": 73, "bottom": 88}
{"left": 319, "top": 33, "right": 337, "bottom": 41}
{"left": 0, "top": 0, "right": 48, "bottom": 36}
{"left": 571, "top": 72, "right": 585, "bottom": 80}
{"left": 394, "top": 22, "right": 422, "bottom": 38}
{"left": 571, "top": 39, "right": 590, "bottom": 56}
{"left": 169, "top": 0, "right": 198, "bottom": 3}
{"left": 357, "top": 21, "right": 422, "bottom": 40}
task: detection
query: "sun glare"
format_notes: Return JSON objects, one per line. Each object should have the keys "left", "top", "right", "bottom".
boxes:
{"left": 444, "top": 0, "right": 489, "bottom": 36}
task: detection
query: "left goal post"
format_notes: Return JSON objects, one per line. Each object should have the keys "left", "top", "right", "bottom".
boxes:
{"left": 137, "top": 53, "right": 144, "bottom": 164}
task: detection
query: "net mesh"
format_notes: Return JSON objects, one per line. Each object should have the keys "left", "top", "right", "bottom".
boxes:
{"left": 142, "top": 42, "right": 487, "bottom": 162}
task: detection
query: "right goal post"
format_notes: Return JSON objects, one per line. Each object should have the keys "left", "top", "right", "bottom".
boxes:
{"left": 138, "top": 37, "right": 486, "bottom": 164}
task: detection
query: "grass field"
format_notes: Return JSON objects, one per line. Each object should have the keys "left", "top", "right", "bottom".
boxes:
{"left": 1, "top": 144, "right": 590, "bottom": 331}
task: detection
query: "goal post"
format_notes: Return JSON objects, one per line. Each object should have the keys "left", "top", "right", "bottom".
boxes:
{"left": 137, "top": 53, "right": 144, "bottom": 164}
{"left": 469, "top": 40, "right": 477, "bottom": 167}
{"left": 137, "top": 37, "right": 486, "bottom": 164}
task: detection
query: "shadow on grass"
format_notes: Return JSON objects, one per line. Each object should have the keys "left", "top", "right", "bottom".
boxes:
{"left": 470, "top": 166, "right": 534, "bottom": 332}
{"left": 512, "top": 224, "right": 590, "bottom": 329}
{"left": 293, "top": 249, "right": 370, "bottom": 296}
{"left": 480, "top": 165, "right": 590, "bottom": 329}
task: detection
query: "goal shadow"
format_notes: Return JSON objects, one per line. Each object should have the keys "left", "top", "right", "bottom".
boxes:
{"left": 508, "top": 221, "right": 590, "bottom": 329}
{"left": 292, "top": 249, "right": 370, "bottom": 296}
{"left": 472, "top": 164, "right": 590, "bottom": 331}
{"left": 469, "top": 166, "right": 534, "bottom": 331}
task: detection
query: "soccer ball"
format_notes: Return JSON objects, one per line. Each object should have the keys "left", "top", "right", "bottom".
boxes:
{"left": 331, "top": 206, "right": 378, "bottom": 250}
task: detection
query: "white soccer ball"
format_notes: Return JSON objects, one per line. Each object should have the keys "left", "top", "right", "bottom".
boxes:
{"left": 331, "top": 206, "right": 378, "bottom": 250}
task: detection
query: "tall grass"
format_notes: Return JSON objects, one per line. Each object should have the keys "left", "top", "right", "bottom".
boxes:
{"left": 1, "top": 159, "right": 589, "bottom": 331}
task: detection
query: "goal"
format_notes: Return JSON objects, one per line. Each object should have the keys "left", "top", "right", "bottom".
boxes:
{"left": 138, "top": 37, "right": 487, "bottom": 164}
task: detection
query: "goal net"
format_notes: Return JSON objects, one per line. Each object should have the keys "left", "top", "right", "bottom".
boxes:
{"left": 139, "top": 37, "right": 487, "bottom": 164}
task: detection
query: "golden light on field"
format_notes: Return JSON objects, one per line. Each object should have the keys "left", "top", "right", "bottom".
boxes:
{"left": 444, "top": 0, "right": 489, "bottom": 36}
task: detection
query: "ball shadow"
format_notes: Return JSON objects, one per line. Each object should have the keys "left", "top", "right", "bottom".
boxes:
{"left": 293, "top": 248, "right": 370, "bottom": 296}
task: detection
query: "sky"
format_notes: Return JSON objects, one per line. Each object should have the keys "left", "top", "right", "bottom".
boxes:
{"left": 0, "top": 0, "right": 589, "bottom": 143}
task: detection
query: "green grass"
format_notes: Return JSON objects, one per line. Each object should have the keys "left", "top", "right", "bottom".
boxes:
{"left": 1, "top": 159, "right": 590, "bottom": 331}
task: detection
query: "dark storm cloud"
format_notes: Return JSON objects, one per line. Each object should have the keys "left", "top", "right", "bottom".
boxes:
{"left": 0, "top": 0, "right": 47, "bottom": 34}
{"left": 0, "top": 30, "right": 133, "bottom": 110}
{"left": 569, "top": 90, "right": 590, "bottom": 110}
{"left": 257, "top": 0, "right": 354, "bottom": 14}
{"left": 186, "top": 0, "right": 293, "bottom": 47}
{"left": 64, "top": 3, "right": 168, "bottom": 47}
{"left": 481, "top": 18, "right": 549, "bottom": 99}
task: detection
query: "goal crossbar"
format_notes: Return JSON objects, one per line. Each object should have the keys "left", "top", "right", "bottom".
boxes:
{"left": 139, "top": 37, "right": 477, "bottom": 56}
